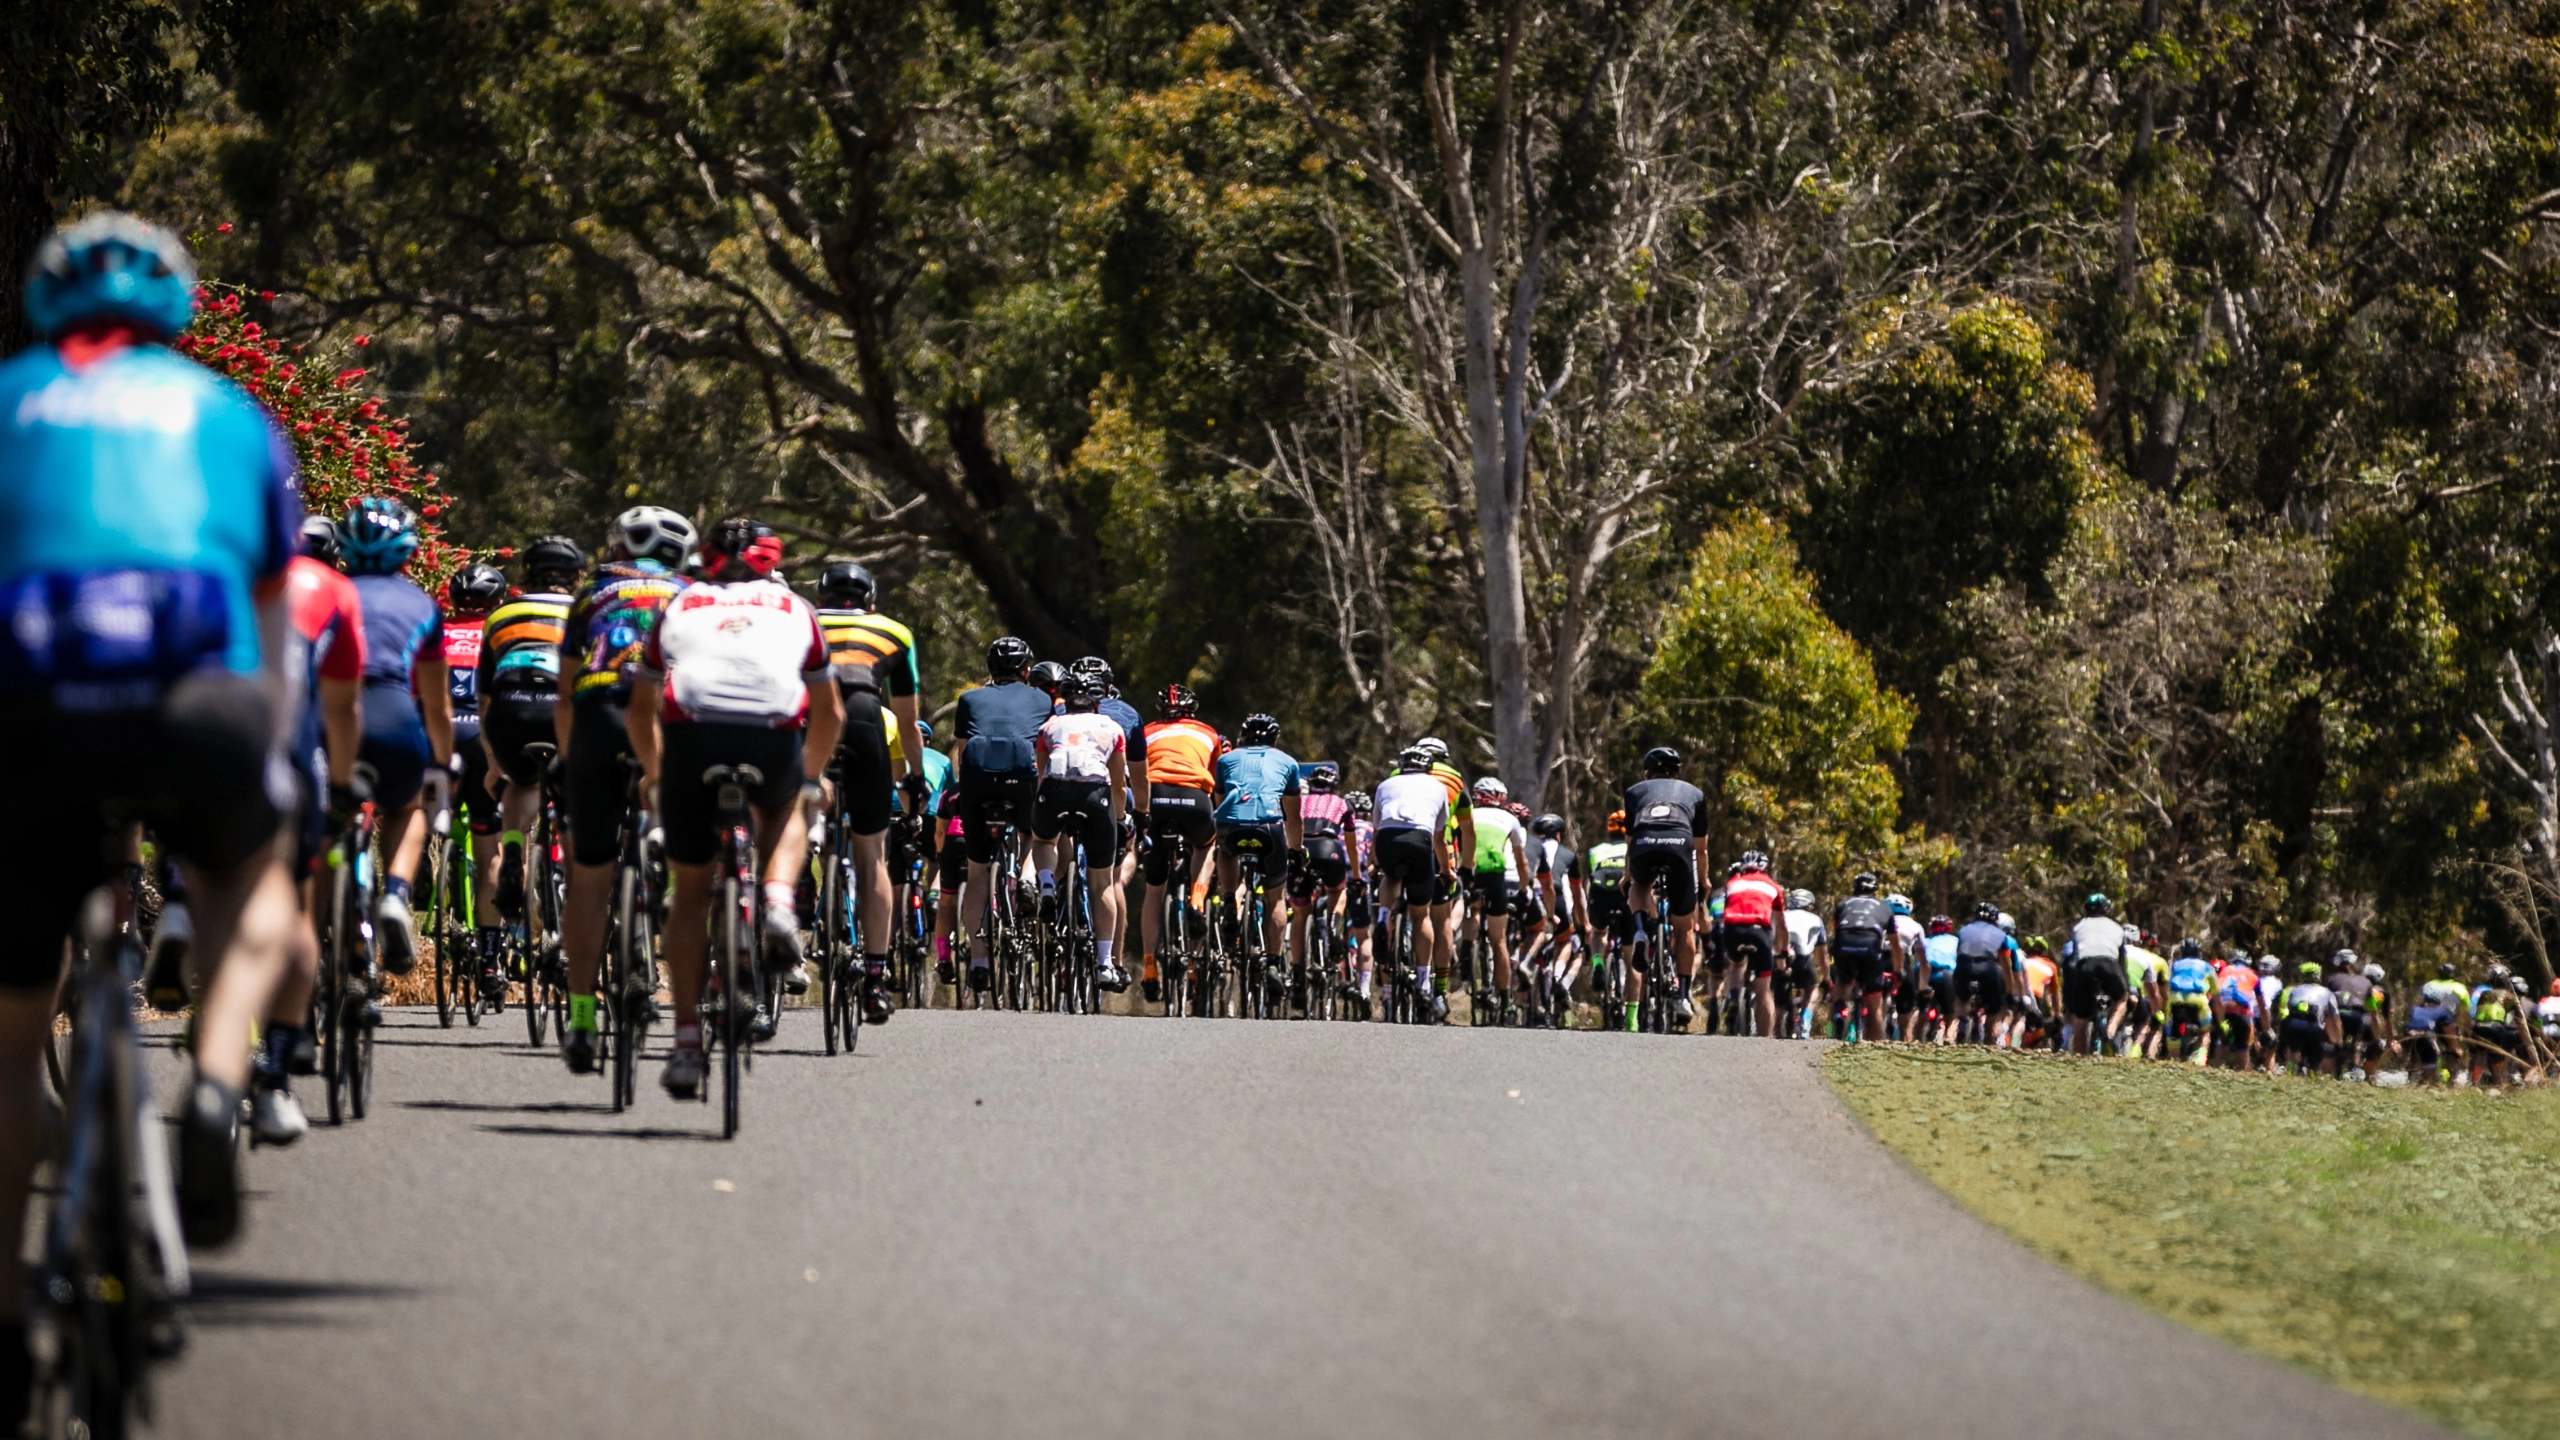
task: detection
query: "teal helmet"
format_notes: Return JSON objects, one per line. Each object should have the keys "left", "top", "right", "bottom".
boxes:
{"left": 23, "top": 212, "right": 197, "bottom": 342}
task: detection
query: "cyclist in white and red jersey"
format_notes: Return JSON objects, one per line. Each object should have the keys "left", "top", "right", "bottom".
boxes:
{"left": 627, "top": 518, "right": 842, "bottom": 1096}
{"left": 1721, "top": 851, "right": 1787, "bottom": 1037}
{"left": 1033, "top": 672, "right": 1131, "bottom": 991}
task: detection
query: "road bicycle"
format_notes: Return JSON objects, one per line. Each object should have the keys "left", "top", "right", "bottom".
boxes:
{"left": 1225, "top": 835, "right": 1287, "bottom": 1020}
{"left": 1631, "top": 892, "right": 1680, "bottom": 1035}
{"left": 427, "top": 790, "right": 488, "bottom": 1029}
{"left": 812, "top": 799, "right": 864, "bottom": 1054}
{"left": 1151, "top": 827, "right": 1213, "bottom": 1018}
{"left": 1590, "top": 925, "right": 1631, "bottom": 1031}
{"left": 513, "top": 742, "right": 569, "bottom": 1048}
{"left": 1041, "top": 824, "right": 1100, "bottom": 1015}
{"left": 28, "top": 878, "right": 192, "bottom": 1440}
{"left": 700, "top": 763, "right": 767, "bottom": 1139}
{"left": 603, "top": 757, "right": 662, "bottom": 1111}
{"left": 894, "top": 813, "right": 934, "bottom": 1011}
{"left": 315, "top": 772, "right": 380, "bottom": 1123}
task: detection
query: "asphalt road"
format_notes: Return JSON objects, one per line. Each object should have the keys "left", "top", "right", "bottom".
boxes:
{"left": 148, "top": 1009, "right": 2442, "bottom": 1440}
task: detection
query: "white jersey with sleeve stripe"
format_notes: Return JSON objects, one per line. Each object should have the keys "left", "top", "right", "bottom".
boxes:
{"left": 1036, "top": 711, "right": 1124, "bottom": 783}
{"left": 1374, "top": 772, "right": 1448, "bottom": 834}
{"left": 638, "top": 578, "right": 828, "bottom": 727}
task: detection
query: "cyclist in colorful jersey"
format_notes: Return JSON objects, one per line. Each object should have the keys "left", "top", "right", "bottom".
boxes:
{"left": 1069, "top": 656, "right": 1148, "bottom": 974}
{"left": 2214, "top": 956, "right": 2263, "bottom": 1069}
{"left": 340, "top": 495, "right": 454, "bottom": 979}
{"left": 2165, "top": 939, "right": 2216, "bottom": 1061}
{"left": 2538, "top": 977, "right": 2560, "bottom": 1054}
{"left": 1288, "top": 763, "right": 1354, "bottom": 1005}
{"left": 2406, "top": 962, "right": 2468, "bottom": 1084}
{"left": 1137, "top": 684, "right": 1222, "bottom": 1002}
{"left": 1464, "top": 777, "right": 1533, "bottom": 1018}
{"left": 1829, "top": 874, "right": 1900, "bottom": 1044}
{"left": 2060, "top": 893, "right": 2131, "bottom": 1055}
{"left": 1032, "top": 671, "right": 1131, "bottom": 991}
{"left": 0, "top": 213, "right": 305, "bottom": 1265}
{"left": 814, "top": 560, "right": 926, "bottom": 1022}
{"left": 1373, "top": 745, "right": 1454, "bottom": 1020}
{"left": 1583, "top": 810, "right": 1630, "bottom": 956}
{"left": 476, "top": 534, "right": 581, "bottom": 941}
{"left": 2121, "top": 932, "right": 2168, "bottom": 1057}
{"left": 1885, "top": 894, "right": 1925, "bottom": 1039}
{"left": 1212, "top": 713, "right": 1303, "bottom": 983}
{"left": 555, "top": 505, "right": 692, "bottom": 1072}
{"left": 2323, "top": 948, "right": 2381, "bottom": 1079}
{"left": 2470, "top": 965, "right": 2526, "bottom": 1087}
{"left": 629, "top": 518, "right": 840, "bottom": 1096}
{"left": 953, "top": 636, "right": 1053, "bottom": 992}
{"left": 1412, "top": 738, "right": 1475, "bottom": 991}
{"left": 2275, "top": 961, "right": 2341, "bottom": 1074}
{"left": 442, "top": 561, "right": 510, "bottom": 998}
{"left": 1921, "top": 916, "right": 1959, "bottom": 1043}
{"left": 1623, "top": 746, "right": 1710, "bottom": 1027}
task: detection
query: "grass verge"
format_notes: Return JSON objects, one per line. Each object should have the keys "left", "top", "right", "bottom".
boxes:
{"left": 1825, "top": 1046, "right": 2560, "bottom": 1439}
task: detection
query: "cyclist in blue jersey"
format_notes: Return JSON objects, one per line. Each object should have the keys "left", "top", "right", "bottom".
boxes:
{"left": 1211, "top": 714, "right": 1304, "bottom": 967}
{"left": 0, "top": 215, "right": 306, "bottom": 1303}
{"left": 340, "top": 496, "right": 456, "bottom": 978}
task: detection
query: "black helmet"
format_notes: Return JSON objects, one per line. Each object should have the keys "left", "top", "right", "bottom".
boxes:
{"left": 1057, "top": 671, "right": 1103, "bottom": 708}
{"left": 700, "top": 516, "right": 781, "bottom": 582}
{"left": 2436, "top": 961, "right": 2458, "bottom": 979}
{"left": 1161, "top": 682, "right": 1198, "bottom": 719}
{"left": 1973, "top": 901, "right": 2000, "bottom": 923}
{"left": 1851, "top": 872, "right": 1879, "bottom": 895}
{"left": 1028, "top": 660, "right": 1068, "bottom": 695}
{"left": 1347, "top": 790, "right": 1372, "bottom": 816}
{"left": 447, "top": 562, "right": 508, "bottom": 614}
{"left": 1069, "top": 655, "right": 1114, "bottom": 688}
{"left": 818, "top": 560, "right": 876, "bottom": 609}
{"left": 523, "top": 533, "right": 585, "bottom": 588}
{"left": 299, "top": 513, "right": 343, "bottom": 566}
{"left": 2085, "top": 892, "right": 2111, "bottom": 914}
{"left": 1307, "top": 762, "right": 1340, "bottom": 791}
{"left": 1240, "top": 713, "right": 1281, "bottom": 747}
{"left": 987, "top": 636, "right": 1033, "bottom": 679}
{"left": 1641, "top": 745, "right": 1681, "bottom": 775}
{"left": 2176, "top": 936, "right": 2204, "bottom": 960}
{"left": 1531, "top": 812, "right": 1565, "bottom": 837}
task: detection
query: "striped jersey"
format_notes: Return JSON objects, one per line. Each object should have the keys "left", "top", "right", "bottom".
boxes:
{"left": 478, "top": 590, "right": 572, "bottom": 699}
{"left": 817, "top": 607, "right": 919, "bottom": 696}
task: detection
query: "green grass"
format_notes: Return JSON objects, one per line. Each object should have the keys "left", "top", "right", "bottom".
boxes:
{"left": 1826, "top": 1046, "right": 2560, "bottom": 1439}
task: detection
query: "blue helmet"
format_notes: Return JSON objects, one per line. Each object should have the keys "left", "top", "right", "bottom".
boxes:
{"left": 339, "top": 496, "right": 421, "bottom": 574}
{"left": 24, "top": 212, "right": 198, "bottom": 342}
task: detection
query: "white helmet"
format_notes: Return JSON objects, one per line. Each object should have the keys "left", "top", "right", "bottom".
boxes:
{"left": 1415, "top": 736, "right": 1450, "bottom": 762}
{"left": 1997, "top": 912, "right": 2016, "bottom": 933}
{"left": 1472, "top": 776, "right": 1508, "bottom": 800}
{"left": 609, "top": 506, "right": 696, "bottom": 567}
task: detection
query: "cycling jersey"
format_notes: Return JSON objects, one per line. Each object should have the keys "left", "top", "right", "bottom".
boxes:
{"left": 478, "top": 590, "right": 571, "bottom": 698}
{"left": 2121, "top": 945, "right": 2167, "bottom": 994}
{"left": 2473, "top": 986, "right": 2518, "bottom": 1027}
{"left": 1374, "top": 773, "right": 1448, "bottom": 835}
{"left": 1585, "top": 840, "right": 1627, "bottom": 891}
{"left": 1923, "top": 933, "right": 1959, "bottom": 974}
{"left": 1622, "top": 777, "right": 1707, "bottom": 842}
{"left": 2280, "top": 983, "right": 2338, "bottom": 1024}
{"left": 566, "top": 560, "right": 687, "bottom": 703}
{"left": 817, "top": 607, "right": 919, "bottom": 696}
{"left": 1723, "top": 871, "right": 1782, "bottom": 928}
{"left": 1784, "top": 908, "right": 1826, "bottom": 962}
{"left": 1214, "top": 745, "right": 1300, "bottom": 826}
{"left": 637, "top": 579, "right": 829, "bottom": 727}
{"left": 1097, "top": 694, "right": 1147, "bottom": 773}
{"left": 2168, "top": 956, "right": 2215, "bottom": 997}
{"left": 1471, "top": 804, "right": 1525, "bottom": 877}
{"left": 1142, "top": 717, "right": 1223, "bottom": 792}
{"left": 954, "top": 680, "right": 1052, "bottom": 774}
{"left": 1299, "top": 791, "right": 1349, "bottom": 837}
{"left": 1537, "top": 838, "right": 1579, "bottom": 922}
{"left": 1833, "top": 895, "right": 1892, "bottom": 954}
{"left": 283, "top": 555, "right": 366, "bottom": 708}
{"left": 1955, "top": 920, "right": 2008, "bottom": 962}
{"left": 2420, "top": 979, "right": 2471, "bottom": 1015}
{"left": 0, "top": 337, "right": 299, "bottom": 694}
{"left": 443, "top": 613, "right": 485, "bottom": 729}
{"left": 2067, "top": 916, "right": 2128, "bottom": 964}
{"left": 1428, "top": 762, "right": 1467, "bottom": 827}
{"left": 2325, "top": 970, "right": 2377, "bottom": 1015}
{"left": 1035, "top": 711, "right": 1124, "bottom": 783}
{"left": 2216, "top": 970, "right": 2259, "bottom": 1016}
{"left": 351, "top": 572, "right": 442, "bottom": 739}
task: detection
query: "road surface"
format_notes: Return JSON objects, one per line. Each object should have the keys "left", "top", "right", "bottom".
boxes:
{"left": 149, "top": 1009, "right": 2442, "bottom": 1439}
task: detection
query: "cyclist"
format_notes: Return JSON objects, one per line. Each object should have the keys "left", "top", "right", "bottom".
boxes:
{"left": 1886, "top": 893, "right": 1925, "bottom": 1041}
{"left": 1719, "top": 852, "right": 1785, "bottom": 1037}
{"left": 1372, "top": 746, "right": 1454, "bottom": 1020}
{"left": 2165, "top": 938, "right": 2215, "bottom": 1061}
{"left": 1343, "top": 788, "right": 1379, "bottom": 1013}
{"left": 1, "top": 212, "right": 305, "bottom": 1263}
{"left": 2060, "top": 892, "right": 2130, "bottom": 1055}
{"left": 953, "top": 636, "right": 1051, "bottom": 993}
{"left": 1464, "top": 777, "right": 1532, "bottom": 1020}
{"left": 1031, "top": 671, "right": 1132, "bottom": 991}
{"left": 2406, "top": 962, "right": 2467, "bottom": 1084}
{"left": 342, "top": 496, "right": 455, "bottom": 977}
{"left": 442, "top": 561, "right": 510, "bottom": 997}
{"left": 1950, "top": 904, "right": 2010, "bottom": 1043}
{"left": 1070, "top": 656, "right": 1149, "bottom": 982}
{"left": 2538, "top": 977, "right": 2560, "bottom": 1057}
{"left": 1920, "top": 915, "right": 1959, "bottom": 1043}
{"left": 1781, "top": 887, "right": 1825, "bottom": 1040}
{"left": 555, "top": 506, "right": 692, "bottom": 1072}
{"left": 2323, "top": 948, "right": 2380, "bottom": 1080}
{"left": 1622, "top": 746, "right": 1710, "bottom": 1028}
{"left": 1525, "top": 813, "right": 1581, "bottom": 1017}
{"left": 629, "top": 518, "right": 841, "bottom": 1096}
{"left": 2275, "top": 961, "right": 2340, "bottom": 1075}
{"left": 1211, "top": 713, "right": 1302, "bottom": 996}
{"left": 476, "top": 532, "right": 583, "bottom": 998}
{"left": 1414, "top": 737, "right": 1474, "bottom": 1004}
{"left": 1137, "top": 684, "right": 1223, "bottom": 1003}
{"left": 2471, "top": 965, "right": 2525, "bottom": 1087}
{"left": 1287, "top": 763, "right": 1355, "bottom": 1010}
{"left": 2121, "top": 929, "right": 2169, "bottom": 1058}
{"left": 814, "top": 560, "right": 926, "bottom": 1023}
{"left": 2214, "top": 954, "right": 2262, "bottom": 1070}
{"left": 1829, "top": 874, "right": 1899, "bottom": 1044}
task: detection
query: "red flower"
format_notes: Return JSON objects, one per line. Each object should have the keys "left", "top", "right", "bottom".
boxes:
{"left": 216, "top": 223, "right": 232, "bottom": 234}
{"left": 259, "top": 290, "right": 276, "bottom": 302}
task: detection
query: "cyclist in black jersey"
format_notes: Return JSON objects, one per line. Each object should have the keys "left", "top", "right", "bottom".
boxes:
{"left": 1622, "top": 746, "right": 1711, "bottom": 1026}
{"left": 953, "top": 637, "right": 1052, "bottom": 991}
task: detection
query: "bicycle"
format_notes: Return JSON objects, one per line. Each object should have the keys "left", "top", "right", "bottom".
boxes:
{"left": 812, "top": 799, "right": 862, "bottom": 1055}
{"left": 1632, "top": 894, "right": 1679, "bottom": 1035}
{"left": 1225, "top": 837, "right": 1287, "bottom": 1021}
{"left": 513, "top": 742, "right": 568, "bottom": 1048}
{"left": 603, "top": 757, "right": 662, "bottom": 1111}
{"left": 1150, "top": 828, "right": 1211, "bottom": 1018}
{"left": 427, "top": 793, "right": 486, "bottom": 1030}
{"left": 27, "top": 882, "right": 193, "bottom": 1440}
{"left": 1043, "top": 832, "right": 1099, "bottom": 1015}
{"left": 1590, "top": 925, "right": 1631, "bottom": 1031}
{"left": 314, "top": 772, "right": 380, "bottom": 1124}
{"left": 700, "top": 763, "right": 767, "bottom": 1139}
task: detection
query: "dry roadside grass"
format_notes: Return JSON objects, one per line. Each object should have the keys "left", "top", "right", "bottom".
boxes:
{"left": 1827, "top": 1045, "right": 2560, "bottom": 1440}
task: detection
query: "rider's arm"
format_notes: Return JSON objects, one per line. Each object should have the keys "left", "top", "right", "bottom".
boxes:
{"left": 889, "top": 692, "right": 924, "bottom": 785}
{"left": 625, "top": 676, "right": 663, "bottom": 787}
{"left": 554, "top": 647, "right": 579, "bottom": 752}
{"left": 256, "top": 586, "right": 294, "bottom": 744}
{"left": 417, "top": 651, "right": 455, "bottom": 766}
{"left": 321, "top": 677, "right": 361, "bottom": 786}
{"left": 1282, "top": 788, "right": 1302, "bottom": 850}
{"left": 1108, "top": 747, "right": 1129, "bottom": 825}
{"left": 804, "top": 675, "right": 844, "bottom": 784}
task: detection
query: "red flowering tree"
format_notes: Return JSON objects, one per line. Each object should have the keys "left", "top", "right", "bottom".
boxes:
{"left": 173, "top": 284, "right": 472, "bottom": 587}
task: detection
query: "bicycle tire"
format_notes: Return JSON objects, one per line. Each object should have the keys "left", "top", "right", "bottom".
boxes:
{"left": 431, "top": 834, "right": 456, "bottom": 1028}
{"left": 524, "top": 817, "right": 551, "bottom": 1048}
{"left": 721, "top": 868, "right": 745, "bottom": 1140}
{"left": 321, "top": 858, "right": 351, "bottom": 1125}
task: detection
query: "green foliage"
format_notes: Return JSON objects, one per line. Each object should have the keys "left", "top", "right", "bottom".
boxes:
{"left": 1636, "top": 514, "right": 1916, "bottom": 889}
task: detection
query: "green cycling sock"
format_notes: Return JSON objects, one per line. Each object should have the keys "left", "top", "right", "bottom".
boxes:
{"left": 569, "top": 993, "right": 597, "bottom": 1033}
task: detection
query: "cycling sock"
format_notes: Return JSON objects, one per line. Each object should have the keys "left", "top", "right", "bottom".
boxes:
{"left": 763, "top": 880, "right": 798, "bottom": 924}
{"left": 500, "top": 829, "right": 525, "bottom": 848}
{"left": 1037, "top": 868, "right": 1055, "bottom": 892}
{"left": 383, "top": 875, "right": 412, "bottom": 905}
{"left": 673, "top": 1021, "right": 702, "bottom": 1051}
{"left": 476, "top": 926, "right": 505, "bottom": 959}
{"left": 865, "top": 952, "right": 890, "bottom": 979}
{"left": 569, "top": 993, "right": 597, "bottom": 1033}
{"left": 1097, "top": 940, "right": 1114, "bottom": 967}
{"left": 935, "top": 936, "right": 953, "bottom": 961}
{"left": 1142, "top": 954, "right": 1158, "bottom": 980}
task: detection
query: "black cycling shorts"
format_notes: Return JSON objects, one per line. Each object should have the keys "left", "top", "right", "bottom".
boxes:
{"left": 564, "top": 697, "right": 635, "bottom": 868}
{"left": 358, "top": 719, "right": 431, "bottom": 815}
{"left": 1469, "top": 871, "right": 1518, "bottom": 916}
{"left": 1833, "top": 939, "right": 1892, "bottom": 996}
{"left": 1374, "top": 827, "right": 1439, "bottom": 898}
{"left": 2062, "top": 956, "right": 2128, "bottom": 1020}
{"left": 1954, "top": 955, "right": 2008, "bottom": 1013}
{"left": 832, "top": 685, "right": 895, "bottom": 837}
{"left": 481, "top": 692, "right": 558, "bottom": 786}
{"left": 1626, "top": 836, "right": 1698, "bottom": 917}
{"left": 1033, "top": 778, "right": 1119, "bottom": 868}
{"left": 1143, "top": 785, "right": 1214, "bottom": 886}
{"left": 1716, "top": 921, "right": 1771, "bottom": 975}
{"left": 2279, "top": 1017, "right": 2327, "bottom": 1067}
{"left": 0, "top": 673, "right": 285, "bottom": 990}
{"left": 1290, "top": 832, "right": 1349, "bottom": 899}
{"left": 657, "top": 722, "right": 802, "bottom": 868}
{"left": 451, "top": 722, "right": 498, "bottom": 834}
{"left": 958, "top": 763, "right": 1037, "bottom": 865}
{"left": 1219, "top": 821, "right": 1286, "bottom": 881}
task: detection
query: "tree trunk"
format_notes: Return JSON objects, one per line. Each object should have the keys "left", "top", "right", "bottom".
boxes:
{"left": 0, "top": 118, "right": 56, "bottom": 351}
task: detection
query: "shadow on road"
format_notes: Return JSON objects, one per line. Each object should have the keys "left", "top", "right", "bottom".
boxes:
{"left": 397, "top": 1099, "right": 610, "bottom": 1116}
{"left": 476, "top": 1122, "right": 723, "bottom": 1143}
{"left": 185, "top": 1272, "right": 423, "bottom": 1330}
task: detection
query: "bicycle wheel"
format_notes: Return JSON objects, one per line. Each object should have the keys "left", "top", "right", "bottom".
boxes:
{"left": 524, "top": 819, "right": 551, "bottom": 1047}
{"left": 321, "top": 859, "right": 352, "bottom": 1124}
{"left": 430, "top": 834, "right": 456, "bottom": 1028}
{"left": 342, "top": 866, "right": 376, "bottom": 1120}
